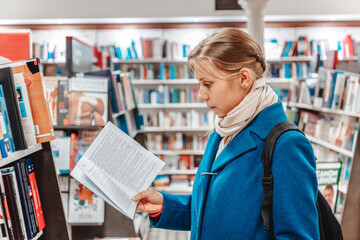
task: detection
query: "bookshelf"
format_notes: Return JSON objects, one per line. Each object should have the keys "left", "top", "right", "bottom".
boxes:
{"left": 0, "top": 141, "right": 65, "bottom": 240}
{"left": 0, "top": 57, "right": 69, "bottom": 239}
{"left": 287, "top": 67, "right": 360, "bottom": 238}
{"left": 47, "top": 71, "right": 139, "bottom": 239}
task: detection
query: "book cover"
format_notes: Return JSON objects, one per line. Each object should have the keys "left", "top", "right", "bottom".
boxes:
{"left": 43, "top": 76, "right": 65, "bottom": 126}
{"left": 68, "top": 77, "right": 108, "bottom": 126}
{"left": 0, "top": 68, "right": 27, "bottom": 151}
{"left": 78, "top": 130, "right": 101, "bottom": 161}
{"left": 1, "top": 167, "right": 26, "bottom": 240}
{"left": 9, "top": 59, "right": 55, "bottom": 143}
{"left": 0, "top": 105, "right": 10, "bottom": 157}
{"left": 50, "top": 136, "right": 71, "bottom": 174}
{"left": 25, "top": 158, "right": 45, "bottom": 231}
{"left": 13, "top": 73, "right": 37, "bottom": 147}
{"left": 68, "top": 178, "right": 105, "bottom": 224}
{"left": 84, "top": 70, "right": 121, "bottom": 114}
{"left": 316, "top": 162, "right": 342, "bottom": 213}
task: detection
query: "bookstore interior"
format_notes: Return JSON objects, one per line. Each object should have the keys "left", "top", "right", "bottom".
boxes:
{"left": 0, "top": 0, "right": 359, "bottom": 239}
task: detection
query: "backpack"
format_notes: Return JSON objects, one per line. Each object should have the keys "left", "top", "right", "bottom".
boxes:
{"left": 261, "top": 121, "right": 343, "bottom": 240}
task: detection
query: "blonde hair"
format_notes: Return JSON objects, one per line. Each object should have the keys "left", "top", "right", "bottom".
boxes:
{"left": 188, "top": 27, "right": 266, "bottom": 79}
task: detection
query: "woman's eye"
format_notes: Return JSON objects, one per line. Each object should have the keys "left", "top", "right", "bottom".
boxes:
{"left": 204, "top": 83, "right": 212, "bottom": 87}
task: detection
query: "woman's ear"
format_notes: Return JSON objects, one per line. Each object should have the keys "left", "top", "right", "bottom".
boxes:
{"left": 238, "top": 68, "right": 255, "bottom": 91}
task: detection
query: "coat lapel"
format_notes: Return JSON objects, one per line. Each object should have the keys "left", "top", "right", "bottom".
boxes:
{"left": 211, "top": 128, "right": 257, "bottom": 172}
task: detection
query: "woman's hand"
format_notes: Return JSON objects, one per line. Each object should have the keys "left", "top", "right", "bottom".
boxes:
{"left": 132, "top": 189, "right": 164, "bottom": 214}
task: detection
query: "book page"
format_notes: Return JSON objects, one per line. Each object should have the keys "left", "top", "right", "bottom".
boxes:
{"left": 71, "top": 122, "right": 165, "bottom": 219}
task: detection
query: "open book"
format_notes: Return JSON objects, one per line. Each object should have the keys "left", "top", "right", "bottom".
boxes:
{"left": 70, "top": 122, "right": 165, "bottom": 219}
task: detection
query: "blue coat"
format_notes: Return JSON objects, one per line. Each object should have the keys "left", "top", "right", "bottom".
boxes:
{"left": 151, "top": 102, "right": 320, "bottom": 240}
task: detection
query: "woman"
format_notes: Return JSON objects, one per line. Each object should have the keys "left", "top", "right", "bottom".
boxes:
{"left": 132, "top": 28, "right": 319, "bottom": 239}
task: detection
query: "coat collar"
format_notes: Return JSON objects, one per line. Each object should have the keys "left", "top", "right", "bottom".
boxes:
{"left": 210, "top": 101, "right": 287, "bottom": 172}
{"left": 247, "top": 101, "right": 288, "bottom": 140}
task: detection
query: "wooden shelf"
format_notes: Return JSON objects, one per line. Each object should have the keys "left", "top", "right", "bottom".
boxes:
{"left": 288, "top": 102, "right": 360, "bottom": 118}
{"left": 0, "top": 143, "right": 42, "bottom": 168}
{"left": 137, "top": 103, "right": 208, "bottom": 110}
{"left": 144, "top": 126, "right": 212, "bottom": 133}
{"left": 112, "top": 58, "right": 187, "bottom": 64}
{"left": 306, "top": 135, "right": 354, "bottom": 158}
{"left": 151, "top": 150, "right": 204, "bottom": 155}
{"left": 159, "top": 169, "right": 197, "bottom": 175}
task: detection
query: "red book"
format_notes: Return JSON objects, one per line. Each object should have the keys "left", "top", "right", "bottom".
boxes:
{"left": 69, "top": 133, "right": 79, "bottom": 172}
{"left": 25, "top": 158, "right": 45, "bottom": 231}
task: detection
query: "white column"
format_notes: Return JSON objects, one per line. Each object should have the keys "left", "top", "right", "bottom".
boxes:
{"left": 238, "top": 0, "right": 269, "bottom": 47}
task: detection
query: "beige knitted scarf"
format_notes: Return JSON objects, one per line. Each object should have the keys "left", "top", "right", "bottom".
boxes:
{"left": 214, "top": 77, "right": 278, "bottom": 158}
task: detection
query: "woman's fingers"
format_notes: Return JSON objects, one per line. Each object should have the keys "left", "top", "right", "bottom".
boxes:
{"left": 132, "top": 189, "right": 151, "bottom": 202}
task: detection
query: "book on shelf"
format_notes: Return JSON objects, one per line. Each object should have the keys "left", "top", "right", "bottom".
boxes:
{"left": 68, "top": 76, "right": 108, "bottom": 127}
{"left": 25, "top": 158, "right": 45, "bottom": 232}
{"left": 50, "top": 133, "right": 71, "bottom": 174}
{"left": 43, "top": 76, "right": 65, "bottom": 126}
{"left": 7, "top": 58, "right": 55, "bottom": 143}
{"left": 57, "top": 79, "right": 69, "bottom": 126}
{"left": 68, "top": 178, "right": 105, "bottom": 224}
{"left": 0, "top": 158, "right": 47, "bottom": 239}
{"left": 0, "top": 123, "right": 6, "bottom": 159}
{"left": 70, "top": 122, "right": 165, "bottom": 219}
{"left": 0, "top": 86, "right": 14, "bottom": 155}
{"left": 13, "top": 73, "right": 37, "bottom": 148}
{"left": 84, "top": 69, "right": 121, "bottom": 114}
{"left": 1, "top": 167, "right": 27, "bottom": 240}
{"left": 69, "top": 133, "right": 79, "bottom": 173}
{"left": 312, "top": 68, "right": 360, "bottom": 113}
{"left": 316, "top": 161, "right": 342, "bottom": 213}
{"left": 14, "top": 161, "right": 38, "bottom": 239}
{"left": 0, "top": 67, "right": 27, "bottom": 152}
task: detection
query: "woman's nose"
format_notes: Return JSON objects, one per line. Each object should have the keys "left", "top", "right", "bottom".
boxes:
{"left": 198, "top": 87, "right": 209, "bottom": 101}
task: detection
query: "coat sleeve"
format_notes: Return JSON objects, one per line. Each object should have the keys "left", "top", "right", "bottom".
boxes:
{"left": 271, "top": 131, "right": 320, "bottom": 240}
{"left": 150, "top": 192, "right": 191, "bottom": 231}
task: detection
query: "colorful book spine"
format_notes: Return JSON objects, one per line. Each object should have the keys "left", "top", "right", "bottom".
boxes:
{"left": 25, "top": 158, "right": 45, "bottom": 231}
{"left": 0, "top": 85, "right": 15, "bottom": 153}
{"left": 14, "top": 161, "right": 37, "bottom": 239}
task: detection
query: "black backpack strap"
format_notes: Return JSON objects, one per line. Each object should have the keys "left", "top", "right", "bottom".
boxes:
{"left": 261, "top": 121, "right": 304, "bottom": 231}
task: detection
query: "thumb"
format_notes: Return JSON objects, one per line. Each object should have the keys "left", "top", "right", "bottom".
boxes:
{"left": 132, "top": 189, "right": 150, "bottom": 202}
